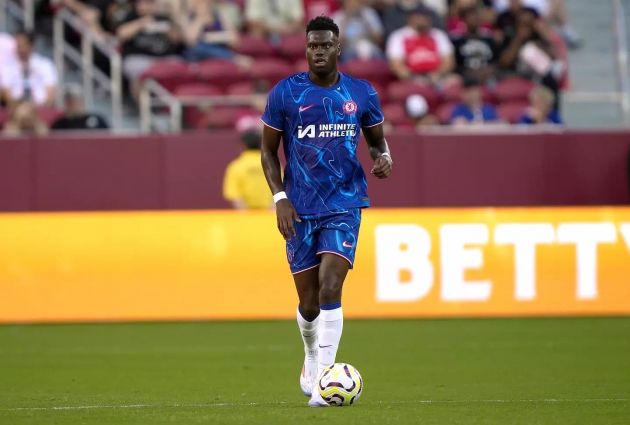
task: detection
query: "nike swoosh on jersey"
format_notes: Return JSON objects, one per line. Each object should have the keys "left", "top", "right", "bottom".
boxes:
{"left": 299, "top": 104, "right": 315, "bottom": 112}
{"left": 318, "top": 344, "right": 333, "bottom": 348}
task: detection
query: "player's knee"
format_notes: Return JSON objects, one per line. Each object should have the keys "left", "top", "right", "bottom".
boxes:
{"left": 319, "top": 276, "right": 343, "bottom": 304}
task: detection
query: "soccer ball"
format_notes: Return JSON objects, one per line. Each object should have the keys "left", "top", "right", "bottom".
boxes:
{"left": 318, "top": 363, "right": 363, "bottom": 406}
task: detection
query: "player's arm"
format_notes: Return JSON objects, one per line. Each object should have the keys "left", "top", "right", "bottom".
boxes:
{"left": 260, "top": 124, "right": 301, "bottom": 240}
{"left": 363, "top": 124, "right": 393, "bottom": 179}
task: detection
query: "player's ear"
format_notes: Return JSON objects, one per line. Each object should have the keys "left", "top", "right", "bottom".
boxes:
{"left": 336, "top": 42, "right": 341, "bottom": 57}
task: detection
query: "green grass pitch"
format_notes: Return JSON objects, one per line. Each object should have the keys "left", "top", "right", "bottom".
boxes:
{"left": 1, "top": 318, "right": 629, "bottom": 425}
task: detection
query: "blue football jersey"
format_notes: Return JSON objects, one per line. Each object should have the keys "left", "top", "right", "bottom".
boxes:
{"left": 261, "top": 72, "right": 384, "bottom": 216}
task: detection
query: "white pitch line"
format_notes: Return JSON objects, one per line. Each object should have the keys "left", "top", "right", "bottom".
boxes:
{"left": 2, "top": 398, "right": 629, "bottom": 412}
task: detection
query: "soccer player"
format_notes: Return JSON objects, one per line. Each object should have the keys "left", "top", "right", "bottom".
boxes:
{"left": 260, "top": 16, "right": 392, "bottom": 407}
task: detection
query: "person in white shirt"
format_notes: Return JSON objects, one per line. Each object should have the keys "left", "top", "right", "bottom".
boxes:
{"left": 0, "top": 31, "right": 58, "bottom": 107}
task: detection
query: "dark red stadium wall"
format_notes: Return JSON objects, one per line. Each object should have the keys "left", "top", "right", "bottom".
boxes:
{"left": 0, "top": 130, "right": 628, "bottom": 211}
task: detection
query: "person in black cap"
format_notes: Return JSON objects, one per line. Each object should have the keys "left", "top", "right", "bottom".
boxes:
{"left": 386, "top": 2, "right": 455, "bottom": 83}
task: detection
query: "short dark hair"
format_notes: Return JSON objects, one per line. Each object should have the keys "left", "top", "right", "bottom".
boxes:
{"left": 306, "top": 16, "right": 339, "bottom": 37}
{"left": 14, "top": 29, "right": 36, "bottom": 44}
{"left": 241, "top": 130, "right": 261, "bottom": 150}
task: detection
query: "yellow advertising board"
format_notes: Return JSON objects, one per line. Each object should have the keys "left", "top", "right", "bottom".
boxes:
{"left": 0, "top": 208, "right": 629, "bottom": 323}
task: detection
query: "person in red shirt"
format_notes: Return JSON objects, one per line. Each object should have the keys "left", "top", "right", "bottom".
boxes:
{"left": 386, "top": 3, "right": 455, "bottom": 83}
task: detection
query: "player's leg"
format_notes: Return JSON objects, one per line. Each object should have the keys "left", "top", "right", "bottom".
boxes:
{"left": 314, "top": 209, "right": 360, "bottom": 374}
{"left": 287, "top": 217, "right": 321, "bottom": 396}
{"left": 317, "top": 254, "right": 349, "bottom": 375}
{"left": 307, "top": 253, "right": 350, "bottom": 407}
{"left": 293, "top": 266, "right": 320, "bottom": 396}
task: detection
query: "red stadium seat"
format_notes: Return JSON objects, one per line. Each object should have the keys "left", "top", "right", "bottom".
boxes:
{"left": 226, "top": 80, "right": 271, "bottom": 96}
{"left": 278, "top": 34, "right": 306, "bottom": 61}
{"left": 382, "top": 102, "right": 413, "bottom": 128}
{"left": 294, "top": 58, "right": 309, "bottom": 73}
{"left": 340, "top": 58, "right": 394, "bottom": 86}
{"left": 197, "top": 59, "right": 247, "bottom": 87}
{"left": 495, "top": 77, "right": 535, "bottom": 102}
{"left": 173, "top": 83, "right": 224, "bottom": 128}
{"left": 249, "top": 58, "right": 294, "bottom": 86}
{"left": 436, "top": 101, "right": 458, "bottom": 125}
{"left": 196, "top": 106, "right": 259, "bottom": 129}
{"left": 386, "top": 80, "right": 442, "bottom": 110}
{"left": 234, "top": 35, "right": 276, "bottom": 57}
{"left": 497, "top": 100, "right": 529, "bottom": 124}
{"left": 139, "top": 59, "right": 197, "bottom": 92}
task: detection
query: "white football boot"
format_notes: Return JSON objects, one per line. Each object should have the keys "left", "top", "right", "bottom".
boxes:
{"left": 307, "top": 381, "right": 329, "bottom": 407}
{"left": 299, "top": 363, "right": 315, "bottom": 397}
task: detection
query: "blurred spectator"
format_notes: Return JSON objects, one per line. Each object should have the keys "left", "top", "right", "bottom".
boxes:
{"left": 449, "top": 76, "right": 498, "bottom": 125}
{"left": 405, "top": 94, "right": 439, "bottom": 127}
{"left": 386, "top": 4, "right": 455, "bottom": 83}
{"left": 450, "top": 5, "right": 497, "bottom": 83}
{"left": 494, "top": 0, "right": 581, "bottom": 48}
{"left": 518, "top": 85, "right": 561, "bottom": 124}
{"left": 51, "top": 84, "right": 109, "bottom": 130}
{"left": 245, "top": 0, "right": 304, "bottom": 40}
{"left": 446, "top": 0, "right": 493, "bottom": 35}
{"left": 116, "top": 0, "right": 182, "bottom": 88}
{"left": 2, "top": 100, "right": 49, "bottom": 136}
{"left": 332, "top": 0, "right": 384, "bottom": 62}
{"left": 304, "top": 0, "right": 341, "bottom": 22}
{"left": 497, "top": 6, "right": 563, "bottom": 102}
{"left": 223, "top": 130, "right": 272, "bottom": 209}
{"left": 0, "top": 31, "right": 57, "bottom": 107}
{"left": 381, "top": 0, "right": 443, "bottom": 40}
{"left": 181, "top": 0, "right": 251, "bottom": 66}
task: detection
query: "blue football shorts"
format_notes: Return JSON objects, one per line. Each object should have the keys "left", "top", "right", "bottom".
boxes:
{"left": 286, "top": 208, "right": 362, "bottom": 274}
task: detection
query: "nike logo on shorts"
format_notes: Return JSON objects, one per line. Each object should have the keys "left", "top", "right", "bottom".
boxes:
{"left": 342, "top": 241, "right": 353, "bottom": 248}
{"left": 318, "top": 344, "right": 332, "bottom": 348}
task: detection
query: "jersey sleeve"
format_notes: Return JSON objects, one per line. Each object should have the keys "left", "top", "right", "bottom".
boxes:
{"left": 360, "top": 82, "right": 385, "bottom": 128}
{"left": 261, "top": 81, "right": 285, "bottom": 132}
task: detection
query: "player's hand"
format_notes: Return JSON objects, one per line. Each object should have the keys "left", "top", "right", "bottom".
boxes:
{"left": 276, "top": 199, "right": 301, "bottom": 240}
{"left": 371, "top": 154, "right": 393, "bottom": 179}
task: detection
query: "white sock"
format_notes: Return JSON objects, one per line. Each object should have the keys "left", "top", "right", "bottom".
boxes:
{"left": 317, "top": 306, "right": 343, "bottom": 377}
{"left": 297, "top": 307, "right": 319, "bottom": 368}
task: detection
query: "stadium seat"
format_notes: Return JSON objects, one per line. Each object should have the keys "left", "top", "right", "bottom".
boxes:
{"left": 139, "top": 59, "right": 197, "bottom": 92}
{"left": 249, "top": 58, "right": 294, "bottom": 86}
{"left": 386, "top": 80, "right": 441, "bottom": 110}
{"left": 173, "top": 83, "right": 224, "bottom": 128}
{"left": 340, "top": 59, "right": 394, "bottom": 86}
{"left": 294, "top": 58, "right": 309, "bottom": 73}
{"left": 278, "top": 34, "right": 306, "bottom": 61}
{"left": 382, "top": 102, "right": 413, "bottom": 128}
{"left": 497, "top": 101, "right": 529, "bottom": 124}
{"left": 195, "top": 106, "right": 259, "bottom": 129}
{"left": 436, "top": 101, "right": 458, "bottom": 125}
{"left": 226, "top": 80, "right": 271, "bottom": 96}
{"left": 495, "top": 77, "right": 535, "bottom": 102}
{"left": 197, "top": 59, "right": 248, "bottom": 87}
{"left": 234, "top": 35, "right": 276, "bottom": 57}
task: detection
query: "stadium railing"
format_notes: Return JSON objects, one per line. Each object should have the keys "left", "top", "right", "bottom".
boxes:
{"left": 52, "top": 9, "right": 123, "bottom": 129}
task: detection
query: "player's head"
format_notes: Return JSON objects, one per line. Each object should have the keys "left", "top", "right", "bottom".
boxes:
{"left": 305, "top": 16, "right": 341, "bottom": 76}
